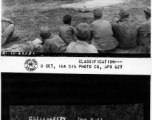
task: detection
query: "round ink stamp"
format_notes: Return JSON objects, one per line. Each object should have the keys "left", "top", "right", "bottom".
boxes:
{"left": 24, "top": 59, "right": 38, "bottom": 71}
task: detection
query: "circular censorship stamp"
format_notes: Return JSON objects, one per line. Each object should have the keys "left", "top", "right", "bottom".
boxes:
{"left": 24, "top": 59, "right": 38, "bottom": 71}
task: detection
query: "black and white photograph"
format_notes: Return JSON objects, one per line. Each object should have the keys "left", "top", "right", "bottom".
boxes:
{"left": 2, "top": 74, "right": 150, "bottom": 120}
{"left": 1, "top": 0, "right": 151, "bottom": 119}
{"left": 1, "top": 0, "right": 151, "bottom": 56}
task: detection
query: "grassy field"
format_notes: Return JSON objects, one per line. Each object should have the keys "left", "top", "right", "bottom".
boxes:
{"left": 10, "top": 104, "right": 144, "bottom": 120}
{"left": 2, "top": 0, "right": 150, "bottom": 53}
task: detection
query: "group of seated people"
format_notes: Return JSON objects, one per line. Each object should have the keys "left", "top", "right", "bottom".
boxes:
{"left": 1, "top": 7, "right": 151, "bottom": 53}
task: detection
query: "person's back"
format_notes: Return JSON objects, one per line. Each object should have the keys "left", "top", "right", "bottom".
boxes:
{"left": 113, "top": 18, "right": 137, "bottom": 48}
{"left": 43, "top": 35, "right": 67, "bottom": 53}
{"left": 90, "top": 9, "right": 118, "bottom": 52}
{"left": 31, "top": 26, "right": 67, "bottom": 53}
{"left": 137, "top": 7, "right": 151, "bottom": 53}
{"left": 66, "top": 41, "right": 97, "bottom": 53}
{"left": 59, "top": 14, "right": 77, "bottom": 45}
{"left": 137, "top": 21, "right": 150, "bottom": 47}
{"left": 59, "top": 25, "right": 77, "bottom": 45}
{"left": 112, "top": 9, "right": 137, "bottom": 49}
{"left": 91, "top": 19, "right": 113, "bottom": 39}
{"left": 91, "top": 19, "right": 118, "bottom": 51}
{"left": 138, "top": 21, "right": 150, "bottom": 35}
{"left": 66, "top": 23, "right": 98, "bottom": 53}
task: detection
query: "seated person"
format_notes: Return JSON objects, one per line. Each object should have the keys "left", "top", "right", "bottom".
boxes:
{"left": 32, "top": 26, "right": 67, "bottom": 53}
{"left": 66, "top": 23, "right": 98, "bottom": 53}
{"left": 90, "top": 9, "right": 119, "bottom": 53}
{"left": 137, "top": 7, "right": 151, "bottom": 53}
{"left": 1, "top": 17, "right": 15, "bottom": 46}
{"left": 59, "top": 14, "right": 77, "bottom": 45}
{"left": 111, "top": 8, "right": 138, "bottom": 49}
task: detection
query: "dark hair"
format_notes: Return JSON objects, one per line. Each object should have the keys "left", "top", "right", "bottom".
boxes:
{"left": 76, "top": 29, "right": 91, "bottom": 41}
{"left": 77, "top": 35, "right": 87, "bottom": 41}
{"left": 63, "top": 14, "right": 72, "bottom": 24}
{"left": 144, "top": 11, "right": 151, "bottom": 18}
{"left": 93, "top": 9, "right": 103, "bottom": 19}
{"left": 39, "top": 26, "right": 51, "bottom": 40}
{"left": 120, "top": 14, "right": 129, "bottom": 19}
{"left": 40, "top": 33, "right": 50, "bottom": 40}
{"left": 94, "top": 15, "right": 100, "bottom": 20}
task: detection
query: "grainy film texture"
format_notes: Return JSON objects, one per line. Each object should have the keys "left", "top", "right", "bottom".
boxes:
{"left": 10, "top": 105, "right": 144, "bottom": 120}
{"left": 1, "top": 0, "right": 151, "bottom": 54}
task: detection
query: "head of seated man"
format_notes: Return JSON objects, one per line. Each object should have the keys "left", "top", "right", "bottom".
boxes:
{"left": 32, "top": 26, "right": 51, "bottom": 48}
{"left": 76, "top": 23, "right": 92, "bottom": 43}
{"left": 40, "top": 26, "right": 52, "bottom": 42}
{"left": 144, "top": 7, "right": 151, "bottom": 20}
{"left": 93, "top": 8, "right": 103, "bottom": 20}
{"left": 63, "top": 14, "right": 72, "bottom": 25}
{"left": 119, "top": 8, "right": 130, "bottom": 20}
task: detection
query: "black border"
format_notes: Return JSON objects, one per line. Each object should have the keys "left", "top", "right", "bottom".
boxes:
{"left": 1, "top": 53, "right": 151, "bottom": 58}
{"left": 2, "top": 73, "right": 150, "bottom": 120}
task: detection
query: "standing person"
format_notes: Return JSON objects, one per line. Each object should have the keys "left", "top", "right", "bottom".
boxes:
{"left": 90, "top": 9, "right": 119, "bottom": 53}
{"left": 137, "top": 7, "right": 151, "bottom": 53}
{"left": 59, "top": 14, "right": 77, "bottom": 45}
{"left": 33, "top": 26, "right": 67, "bottom": 53}
{"left": 1, "top": 17, "right": 15, "bottom": 46}
{"left": 66, "top": 23, "right": 98, "bottom": 53}
{"left": 111, "top": 8, "right": 138, "bottom": 49}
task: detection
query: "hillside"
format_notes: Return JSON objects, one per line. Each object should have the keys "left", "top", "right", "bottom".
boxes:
{"left": 1, "top": 0, "right": 150, "bottom": 53}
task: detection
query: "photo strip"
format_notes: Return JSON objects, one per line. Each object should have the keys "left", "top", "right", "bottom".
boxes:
{"left": 1, "top": 0, "right": 151, "bottom": 75}
{"left": 1, "top": 0, "right": 151, "bottom": 57}
{"left": 2, "top": 74, "right": 150, "bottom": 120}
{"left": 1, "top": 0, "right": 151, "bottom": 119}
